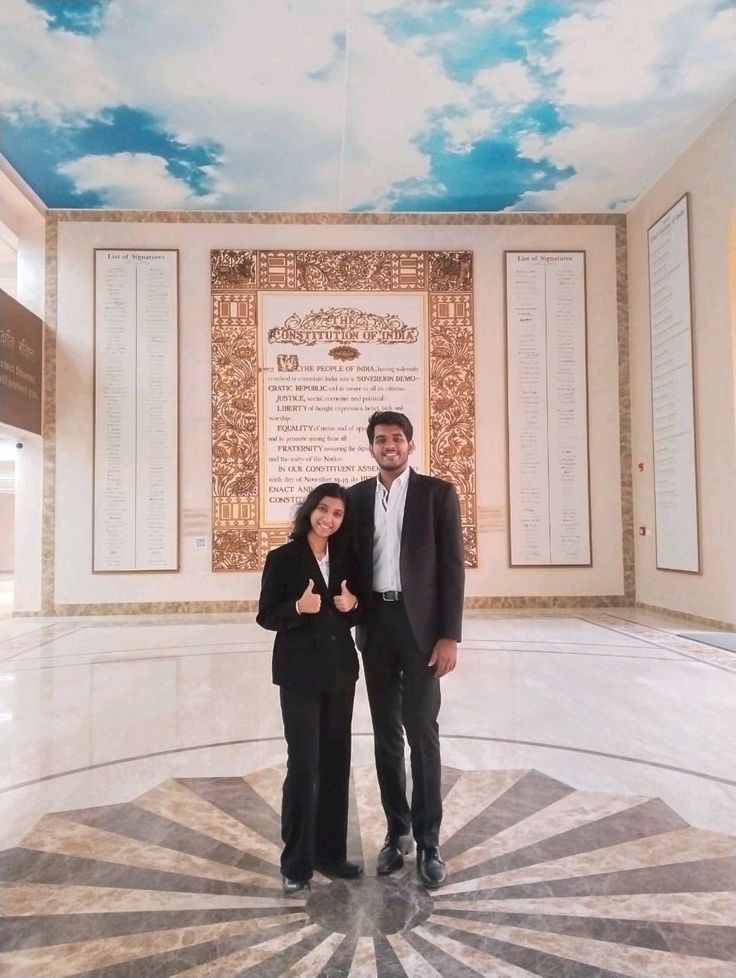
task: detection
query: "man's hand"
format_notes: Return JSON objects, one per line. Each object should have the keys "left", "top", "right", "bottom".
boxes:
{"left": 428, "top": 638, "right": 458, "bottom": 677}
{"left": 297, "top": 579, "right": 321, "bottom": 614}
{"left": 334, "top": 580, "right": 357, "bottom": 612}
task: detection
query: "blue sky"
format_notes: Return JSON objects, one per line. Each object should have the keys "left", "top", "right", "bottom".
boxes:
{"left": 28, "top": 0, "right": 108, "bottom": 34}
{"left": 1, "top": 0, "right": 734, "bottom": 211}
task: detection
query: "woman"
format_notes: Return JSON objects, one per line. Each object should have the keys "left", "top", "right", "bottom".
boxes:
{"left": 257, "top": 482, "right": 363, "bottom": 894}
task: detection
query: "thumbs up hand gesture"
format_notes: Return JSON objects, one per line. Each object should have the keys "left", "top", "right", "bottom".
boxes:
{"left": 297, "top": 579, "right": 321, "bottom": 614}
{"left": 333, "top": 580, "right": 357, "bottom": 613}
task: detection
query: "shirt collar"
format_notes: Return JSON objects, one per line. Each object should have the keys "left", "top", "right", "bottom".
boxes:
{"left": 376, "top": 465, "right": 412, "bottom": 495}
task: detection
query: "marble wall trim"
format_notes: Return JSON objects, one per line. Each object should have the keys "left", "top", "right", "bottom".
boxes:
{"left": 583, "top": 613, "right": 736, "bottom": 674}
{"left": 2, "top": 731, "right": 734, "bottom": 797}
{"left": 49, "top": 211, "right": 626, "bottom": 227}
{"left": 42, "top": 217, "right": 58, "bottom": 615}
{"left": 42, "top": 210, "right": 633, "bottom": 615}
{"left": 47, "top": 595, "right": 630, "bottom": 616}
{"left": 634, "top": 601, "right": 735, "bottom": 632}
{"left": 615, "top": 223, "right": 634, "bottom": 602}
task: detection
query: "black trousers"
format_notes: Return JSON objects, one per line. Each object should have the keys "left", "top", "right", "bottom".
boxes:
{"left": 362, "top": 598, "right": 442, "bottom": 848}
{"left": 279, "top": 684, "right": 355, "bottom": 882}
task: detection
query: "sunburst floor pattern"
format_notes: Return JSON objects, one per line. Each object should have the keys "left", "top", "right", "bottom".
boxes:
{"left": 1, "top": 765, "right": 734, "bottom": 977}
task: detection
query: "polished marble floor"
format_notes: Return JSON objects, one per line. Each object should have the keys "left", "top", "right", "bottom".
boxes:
{"left": 0, "top": 608, "right": 734, "bottom": 976}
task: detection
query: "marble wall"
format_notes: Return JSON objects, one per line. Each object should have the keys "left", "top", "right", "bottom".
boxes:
{"left": 628, "top": 100, "right": 736, "bottom": 626}
{"left": 45, "top": 211, "right": 630, "bottom": 615}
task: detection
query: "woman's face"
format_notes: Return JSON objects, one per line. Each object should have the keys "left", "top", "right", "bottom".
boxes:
{"left": 309, "top": 496, "right": 345, "bottom": 541}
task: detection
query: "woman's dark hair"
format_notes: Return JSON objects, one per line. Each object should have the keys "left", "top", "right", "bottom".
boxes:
{"left": 290, "top": 482, "right": 349, "bottom": 540}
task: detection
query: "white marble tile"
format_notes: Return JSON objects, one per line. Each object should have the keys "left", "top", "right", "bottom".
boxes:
{"left": 0, "top": 609, "right": 734, "bottom": 852}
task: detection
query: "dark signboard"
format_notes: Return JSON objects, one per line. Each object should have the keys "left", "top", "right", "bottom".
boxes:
{"left": 0, "top": 289, "right": 43, "bottom": 435}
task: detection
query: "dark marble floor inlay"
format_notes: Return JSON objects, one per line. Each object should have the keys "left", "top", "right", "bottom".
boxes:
{"left": 1, "top": 764, "right": 734, "bottom": 977}
{"left": 308, "top": 876, "right": 433, "bottom": 936}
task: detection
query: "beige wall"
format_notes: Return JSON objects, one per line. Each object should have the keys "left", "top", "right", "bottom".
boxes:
{"left": 53, "top": 217, "right": 625, "bottom": 609}
{"left": 0, "top": 491, "right": 13, "bottom": 572}
{"left": 0, "top": 164, "right": 45, "bottom": 318}
{"left": 628, "top": 100, "right": 736, "bottom": 624}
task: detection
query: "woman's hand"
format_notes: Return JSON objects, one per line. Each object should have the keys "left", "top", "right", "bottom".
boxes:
{"left": 297, "top": 579, "right": 321, "bottom": 614}
{"left": 333, "top": 580, "right": 358, "bottom": 613}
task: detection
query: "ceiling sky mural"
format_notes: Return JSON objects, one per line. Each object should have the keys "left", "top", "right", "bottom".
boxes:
{"left": 1, "top": 0, "right": 734, "bottom": 212}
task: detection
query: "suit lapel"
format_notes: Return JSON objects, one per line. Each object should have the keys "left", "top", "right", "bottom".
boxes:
{"left": 360, "top": 478, "right": 376, "bottom": 535}
{"left": 299, "top": 539, "right": 330, "bottom": 599}
{"left": 400, "top": 469, "right": 421, "bottom": 551}
{"left": 328, "top": 543, "right": 343, "bottom": 596}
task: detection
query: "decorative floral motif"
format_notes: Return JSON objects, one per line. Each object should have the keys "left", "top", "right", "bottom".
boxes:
{"left": 212, "top": 529, "right": 260, "bottom": 570}
{"left": 428, "top": 252, "right": 473, "bottom": 292}
{"left": 211, "top": 250, "right": 256, "bottom": 290}
{"left": 295, "top": 251, "right": 393, "bottom": 291}
{"left": 429, "top": 319, "right": 476, "bottom": 493}
{"left": 212, "top": 325, "right": 258, "bottom": 499}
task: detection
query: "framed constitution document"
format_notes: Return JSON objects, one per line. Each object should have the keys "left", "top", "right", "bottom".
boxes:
{"left": 210, "top": 248, "right": 478, "bottom": 570}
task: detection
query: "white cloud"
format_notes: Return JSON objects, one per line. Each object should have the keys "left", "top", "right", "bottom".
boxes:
{"left": 0, "top": 0, "right": 116, "bottom": 121}
{"left": 90, "top": 0, "right": 349, "bottom": 208}
{"left": 538, "top": 0, "right": 733, "bottom": 111}
{"left": 443, "top": 108, "right": 497, "bottom": 154}
{"left": 2, "top": 0, "right": 735, "bottom": 211}
{"left": 335, "top": 16, "right": 465, "bottom": 206}
{"left": 680, "top": 7, "right": 736, "bottom": 95}
{"left": 58, "top": 153, "right": 220, "bottom": 208}
{"left": 512, "top": 96, "right": 730, "bottom": 212}
{"left": 0, "top": 0, "right": 515, "bottom": 208}
{"left": 514, "top": 122, "right": 662, "bottom": 210}
{"left": 461, "top": 1, "right": 531, "bottom": 26}
{"left": 512, "top": 0, "right": 736, "bottom": 210}
{"left": 539, "top": 1, "right": 674, "bottom": 106}
{"left": 474, "top": 61, "right": 539, "bottom": 103}
{"left": 441, "top": 61, "right": 539, "bottom": 154}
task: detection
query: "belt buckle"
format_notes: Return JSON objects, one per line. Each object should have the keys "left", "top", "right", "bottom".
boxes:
{"left": 382, "top": 590, "right": 400, "bottom": 602}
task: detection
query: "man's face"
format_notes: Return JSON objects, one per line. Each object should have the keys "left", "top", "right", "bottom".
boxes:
{"left": 369, "top": 424, "right": 414, "bottom": 475}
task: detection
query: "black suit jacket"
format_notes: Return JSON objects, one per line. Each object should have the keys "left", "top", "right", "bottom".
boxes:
{"left": 256, "top": 536, "right": 360, "bottom": 692}
{"left": 348, "top": 469, "right": 465, "bottom": 655}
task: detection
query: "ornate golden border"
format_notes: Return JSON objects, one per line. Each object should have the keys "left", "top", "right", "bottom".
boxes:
{"left": 211, "top": 249, "right": 477, "bottom": 570}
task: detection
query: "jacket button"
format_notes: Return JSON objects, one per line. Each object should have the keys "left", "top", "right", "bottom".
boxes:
{"left": 330, "top": 635, "right": 336, "bottom": 642}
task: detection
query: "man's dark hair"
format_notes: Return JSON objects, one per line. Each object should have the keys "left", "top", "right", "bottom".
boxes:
{"left": 290, "top": 482, "right": 348, "bottom": 540}
{"left": 366, "top": 411, "right": 413, "bottom": 444}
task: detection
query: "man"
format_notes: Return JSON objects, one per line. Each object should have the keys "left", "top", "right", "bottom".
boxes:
{"left": 348, "top": 410, "right": 464, "bottom": 887}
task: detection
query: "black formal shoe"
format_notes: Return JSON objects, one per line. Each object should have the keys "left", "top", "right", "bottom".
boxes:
{"left": 417, "top": 846, "right": 447, "bottom": 888}
{"left": 282, "top": 877, "right": 311, "bottom": 896}
{"left": 377, "top": 833, "right": 413, "bottom": 875}
{"left": 314, "top": 859, "right": 363, "bottom": 879}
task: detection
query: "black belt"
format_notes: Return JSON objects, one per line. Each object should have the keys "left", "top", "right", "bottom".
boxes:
{"left": 374, "top": 590, "right": 402, "bottom": 602}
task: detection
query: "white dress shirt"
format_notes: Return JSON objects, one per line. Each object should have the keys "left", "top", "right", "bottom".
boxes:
{"left": 315, "top": 549, "right": 329, "bottom": 585}
{"left": 372, "top": 467, "right": 411, "bottom": 592}
{"left": 296, "top": 545, "right": 329, "bottom": 615}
